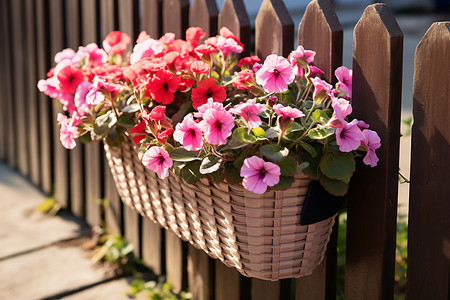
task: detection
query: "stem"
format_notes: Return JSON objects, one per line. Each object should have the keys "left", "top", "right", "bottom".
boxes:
{"left": 211, "top": 145, "right": 223, "bottom": 159}
{"left": 288, "top": 121, "right": 317, "bottom": 150}
{"left": 300, "top": 83, "right": 313, "bottom": 105}
{"left": 304, "top": 102, "right": 316, "bottom": 122}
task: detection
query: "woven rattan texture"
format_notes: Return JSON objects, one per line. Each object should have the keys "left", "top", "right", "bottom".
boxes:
{"left": 104, "top": 138, "right": 336, "bottom": 280}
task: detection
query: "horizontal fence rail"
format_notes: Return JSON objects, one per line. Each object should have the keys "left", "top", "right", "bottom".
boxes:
{"left": 0, "top": 0, "right": 448, "bottom": 299}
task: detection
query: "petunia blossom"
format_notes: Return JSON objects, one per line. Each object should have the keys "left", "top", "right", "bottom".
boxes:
{"left": 230, "top": 99, "right": 265, "bottom": 129}
{"left": 142, "top": 146, "right": 173, "bottom": 179}
{"left": 194, "top": 98, "right": 227, "bottom": 119}
{"left": 74, "top": 81, "right": 93, "bottom": 116}
{"left": 288, "top": 45, "right": 316, "bottom": 78}
{"left": 86, "top": 75, "right": 123, "bottom": 105}
{"left": 191, "top": 78, "right": 227, "bottom": 109}
{"left": 190, "top": 60, "right": 210, "bottom": 74}
{"left": 103, "top": 31, "right": 131, "bottom": 56}
{"left": 199, "top": 108, "right": 234, "bottom": 145}
{"left": 145, "top": 70, "right": 179, "bottom": 105}
{"left": 311, "top": 77, "right": 333, "bottom": 100}
{"left": 273, "top": 104, "right": 305, "bottom": 132}
{"left": 57, "top": 65, "right": 84, "bottom": 94}
{"left": 361, "top": 129, "right": 381, "bottom": 167}
{"left": 57, "top": 113, "right": 80, "bottom": 150}
{"left": 174, "top": 114, "right": 204, "bottom": 151}
{"left": 335, "top": 119, "right": 363, "bottom": 152}
{"left": 240, "top": 156, "right": 281, "bottom": 194}
{"left": 335, "top": 66, "right": 352, "bottom": 98}
{"left": 327, "top": 98, "right": 352, "bottom": 128}
{"left": 130, "top": 38, "right": 164, "bottom": 64}
{"left": 76, "top": 43, "right": 107, "bottom": 67}
{"left": 255, "top": 54, "right": 295, "bottom": 93}
{"left": 215, "top": 36, "right": 243, "bottom": 58}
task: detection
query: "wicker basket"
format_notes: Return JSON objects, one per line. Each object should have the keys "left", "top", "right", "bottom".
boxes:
{"left": 104, "top": 137, "right": 336, "bottom": 281}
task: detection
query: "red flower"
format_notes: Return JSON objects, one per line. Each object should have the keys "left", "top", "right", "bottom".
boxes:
{"left": 57, "top": 65, "right": 84, "bottom": 94}
{"left": 146, "top": 70, "right": 179, "bottom": 105}
{"left": 232, "top": 69, "right": 255, "bottom": 90}
{"left": 238, "top": 56, "right": 261, "bottom": 68}
{"left": 131, "top": 120, "right": 147, "bottom": 144}
{"left": 191, "top": 78, "right": 227, "bottom": 109}
{"left": 178, "top": 77, "right": 196, "bottom": 92}
{"left": 91, "top": 64, "right": 125, "bottom": 82}
{"left": 219, "top": 27, "right": 244, "bottom": 48}
{"left": 149, "top": 106, "right": 166, "bottom": 121}
{"left": 190, "top": 60, "right": 210, "bottom": 74}
{"left": 156, "top": 128, "right": 174, "bottom": 144}
{"left": 186, "top": 27, "right": 206, "bottom": 48}
{"left": 194, "top": 44, "right": 217, "bottom": 56}
{"left": 103, "top": 31, "right": 131, "bottom": 55}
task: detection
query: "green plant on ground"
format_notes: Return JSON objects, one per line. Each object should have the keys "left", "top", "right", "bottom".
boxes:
{"left": 129, "top": 277, "right": 192, "bottom": 300}
{"left": 36, "top": 197, "right": 61, "bottom": 215}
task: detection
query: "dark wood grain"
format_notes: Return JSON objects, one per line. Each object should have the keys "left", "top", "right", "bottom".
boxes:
{"left": 187, "top": 245, "right": 215, "bottom": 300}
{"left": 81, "top": 0, "right": 103, "bottom": 226}
{"left": 141, "top": 0, "right": 163, "bottom": 38}
{"left": 100, "top": 0, "right": 118, "bottom": 39}
{"left": 214, "top": 261, "right": 241, "bottom": 300}
{"left": 189, "top": 0, "right": 219, "bottom": 37}
{"left": 254, "top": 0, "right": 294, "bottom": 59}
{"left": 10, "top": 0, "right": 30, "bottom": 176}
{"left": 345, "top": 4, "right": 403, "bottom": 300}
{"left": 24, "top": 0, "right": 41, "bottom": 185}
{"left": 163, "top": 0, "right": 190, "bottom": 39}
{"left": 406, "top": 22, "right": 450, "bottom": 300}
{"left": 251, "top": 279, "right": 280, "bottom": 300}
{"left": 218, "top": 0, "right": 251, "bottom": 56}
{"left": 165, "top": 231, "right": 187, "bottom": 293}
{"left": 298, "top": 0, "right": 343, "bottom": 84}
{"left": 141, "top": 218, "right": 162, "bottom": 275}
{"left": 36, "top": 0, "right": 54, "bottom": 195}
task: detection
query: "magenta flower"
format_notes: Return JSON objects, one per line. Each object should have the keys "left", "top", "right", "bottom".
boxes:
{"left": 76, "top": 43, "right": 107, "bottom": 66}
{"left": 57, "top": 113, "right": 80, "bottom": 150}
{"left": 288, "top": 45, "right": 315, "bottom": 78}
{"left": 335, "top": 119, "right": 363, "bottom": 152}
{"left": 194, "top": 98, "right": 227, "bottom": 119}
{"left": 240, "top": 156, "right": 281, "bottom": 194}
{"left": 174, "top": 114, "right": 204, "bottom": 151}
{"left": 311, "top": 77, "right": 332, "bottom": 100}
{"left": 255, "top": 54, "right": 295, "bottom": 93}
{"left": 335, "top": 66, "right": 352, "bottom": 98}
{"left": 273, "top": 104, "right": 304, "bottom": 132}
{"left": 74, "top": 81, "right": 93, "bottom": 115}
{"left": 216, "top": 36, "right": 243, "bottom": 58}
{"left": 86, "top": 76, "right": 123, "bottom": 105}
{"left": 142, "top": 146, "right": 173, "bottom": 179}
{"left": 328, "top": 98, "right": 352, "bottom": 128}
{"left": 130, "top": 38, "right": 164, "bottom": 64}
{"left": 361, "top": 129, "right": 381, "bottom": 167}
{"left": 199, "top": 108, "right": 235, "bottom": 145}
{"left": 230, "top": 99, "right": 265, "bottom": 129}
{"left": 54, "top": 48, "right": 77, "bottom": 64}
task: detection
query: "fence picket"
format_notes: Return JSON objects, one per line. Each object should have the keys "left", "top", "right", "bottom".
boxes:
{"left": 141, "top": 0, "right": 163, "bottom": 38}
{"left": 81, "top": 0, "right": 103, "bottom": 226}
{"left": 163, "top": 0, "right": 190, "bottom": 39}
{"left": 346, "top": 4, "right": 403, "bottom": 300}
{"left": 187, "top": 245, "right": 215, "bottom": 300}
{"left": 166, "top": 231, "right": 188, "bottom": 293}
{"left": 218, "top": 0, "right": 251, "bottom": 55}
{"left": 189, "top": 0, "right": 219, "bottom": 37}
{"left": 214, "top": 261, "right": 242, "bottom": 300}
{"left": 254, "top": 0, "right": 294, "bottom": 58}
{"left": 11, "top": 0, "right": 30, "bottom": 176}
{"left": 36, "top": 0, "right": 54, "bottom": 195}
{"left": 406, "top": 22, "right": 450, "bottom": 300}
{"left": 141, "top": 219, "right": 162, "bottom": 274}
{"left": 0, "top": 0, "right": 14, "bottom": 165}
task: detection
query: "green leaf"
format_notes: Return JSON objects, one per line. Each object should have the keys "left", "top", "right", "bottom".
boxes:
{"left": 271, "top": 176, "right": 295, "bottom": 190}
{"left": 297, "top": 161, "right": 309, "bottom": 174}
{"left": 79, "top": 132, "right": 92, "bottom": 144}
{"left": 285, "top": 122, "right": 303, "bottom": 134}
{"left": 122, "top": 103, "right": 140, "bottom": 113}
{"left": 93, "top": 111, "right": 117, "bottom": 139}
{"left": 117, "top": 114, "right": 135, "bottom": 128}
{"left": 200, "top": 155, "right": 223, "bottom": 174}
{"left": 260, "top": 144, "right": 289, "bottom": 162}
{"left": 222, "top": 127, "right": 257, "bottom": 150}
{"left": 265, "top": 127, "right": 280, "bottom": 139}
{"left": 297, "top": 151, "right": 321, "bottom": 180}
{"left": 251, "top": 127, "right": 265, "bottom": 138}
{"left": 308, "top": 127, "right": 335, "bottom": 140}
{"left": 299, "top": 142, "right": 317, "bottom": 157}
{"left": 314, "top": 88, "right": 327, "bottom": 104}
{"left": 277, "top": 156, "right": 298, "bottom": 177}
{"left": 210, "top": 169, "right": 225, "bottom": 183}
{"left": 169, "top": 147, "right": 201, "bottom": 162}
{"left": 319, "top": 175, "right": 349, "bottom": 196}
{"left": 312, "top": 109, "right": 330, "bottom": 123}
{"left": 319, "top": 152, "right": 356, "bottom": 181}
{"left": 224, "top": 163, "right": 242, "bottom": 184}
{"left": 181, "top": 161, "right": 202, "bottom": 184}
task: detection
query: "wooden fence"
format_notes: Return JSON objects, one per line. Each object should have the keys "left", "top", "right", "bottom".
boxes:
{"left": 0, "top": 0, "right": 448, "bottom": 299}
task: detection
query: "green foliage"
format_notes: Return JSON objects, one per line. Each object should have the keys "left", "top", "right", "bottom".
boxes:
{"left": 36, "top": 197, "right": 61, "bottom": 215}
{"left": 129, "top": 277, "right": 192, "bottom": 300}
{"left": 260, "top": 144, "right": 289, "bottom": 162}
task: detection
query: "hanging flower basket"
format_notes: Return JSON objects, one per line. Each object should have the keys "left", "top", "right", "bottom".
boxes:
{"left": 38, "top": 28, "right": 380, "bottom": 280}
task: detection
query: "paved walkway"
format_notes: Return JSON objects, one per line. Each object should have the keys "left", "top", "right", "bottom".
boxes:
{"left": 0, "top": 163, "right": 135, "bottom": 300}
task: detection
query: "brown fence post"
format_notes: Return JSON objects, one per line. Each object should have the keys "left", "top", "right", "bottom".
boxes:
{"left": 345, "top": 4, "right": 403, "bottom": 300}
{"left": 163, "top": 0, "right": 190, "bottom": 39}
{"left": 81, "top": 0, "right": 104, "bottom": 227}
{"left": 189, "top": 0, "right": 219, "bottom": 37}
{"left": 254, "top": 0, "right": 294, "bottom": 59}
{"left": 296, "top": 1, "right": 342, "bottom": 299}
{"left": 141, "top": 0, "right": 163, "bottom": 38}
{"left": 218, "top": 0, "right": 251, "bottom": 57}
{"left": 406, "top": 22, "right": 450, "bottom": 300}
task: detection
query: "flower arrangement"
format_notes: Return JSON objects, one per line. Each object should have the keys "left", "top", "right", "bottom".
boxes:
{"left": 38, "top": 28, "right": 380, "bottom": 197}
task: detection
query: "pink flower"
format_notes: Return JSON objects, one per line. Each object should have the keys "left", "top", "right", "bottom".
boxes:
{"left": 103, "top": 31, "right": 131, "bottom": 55}
{"left": 199, "top": 108, "right": 235, "bottom": 145}
{"left": 252, "top": 63, "right": 262, "bottom": 73}
{"left": 194, "top": 98, "right": 227, "bottom": 119}
{"left": 230, "top": 99, "right": 265, "bottom": 129}
{"left": 335, "top": 119, "right": 363, "bottom": 152}
{"left": 328, "top": 98, "right": 352, "bottom": 128}
{"left": 240, "top": 156, "right": 280, "bottom": 194}
{"left": 137, "top": 31, "right": 151, "bottom": 43}
{"left": 86, "top": 76, "right": 123, "bottom": 105}
{"left": 74, "top": 81, "right": 93, "bottom": 115}
{"left": 159, "top": 32, "right": 175, "bottom": 44}
{"left": 37, "top": 77, "right": 60, "bottom": 99}
{"left": 174, "top": 114, "right": 204, "bottom": 151}
{"left": 255, "top": 54, "right": 294, "bottom": 93}
{"left": 190, "top": 60, "right": 210, "bottom": 74}
{"left": 311, "top": 77, "right": 332, "bottom": 100}
{"left": 309, "top": 66, "right": 324, "bottom": 78}
{"left": 335, "top": 66, "right": 352, "bottom": 98}
{"left": 288, "top": 45, "right": 315, "bottom": 78}
{"left": 130, "top": 38, "right": 164, "bottom": 64}
{"left": 76, "top": 43, "right": 107, "bottom": 66}
{"left": 57, "top": 113, "right": 80, "bottom": 149}
{"left": 54, "top": 48, "right": 77, "bottom": 64}
{"left": 273, "top": 104, "right": 304, "bottom": 132}
{"left": 57, "top": 65, "right": 84, "bottom": 94}
{"left": 361, "top": 129, "right": 381, "bottom": 167}
{"left": 216, "top": 36, "right": 243, "bottom": 57}
{"left": 142, "top": 146, "right": 173, "bottom": 179}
